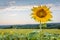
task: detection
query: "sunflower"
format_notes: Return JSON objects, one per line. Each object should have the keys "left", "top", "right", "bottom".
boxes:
{"left": 31, "top": 5, "right": 52, "bottom": 23}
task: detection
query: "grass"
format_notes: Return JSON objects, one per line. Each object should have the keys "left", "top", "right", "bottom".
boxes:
{"left": 0, "top": 29, "right": 60, "bottom": 40}
{"left": 0, "top": 29, "right": 60, "bottom": 34}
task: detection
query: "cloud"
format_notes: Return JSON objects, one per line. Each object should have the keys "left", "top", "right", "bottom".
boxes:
{"left": 0, "top": 3, "right": 60, "bottom": 13}
{"left": 8, "top": 1, "right": 16, "bottom": 6}
{"left": 43, "top": 4, "right": 54, "bottom": 7}
{"left": 45, "top": 4, "right": 60, "bottom": 11}
{"left": 8, "top": 14, "right": 17, "bottom": 16}
{"left": 2, "top": 5, "right": 36, "bottom": 11}
{"left": 0, "top": 0, "right": 16, "bottom": 10}
{"left": 51, "top": 6, "right": 60, "bottom": 11}
{"left": 1, "top": 3, "right": 60, "bottom": 11}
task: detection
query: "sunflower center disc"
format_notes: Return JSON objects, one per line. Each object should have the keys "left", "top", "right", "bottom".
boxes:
{"left": 37, "top": 9, "right": 47, "bottom": 18}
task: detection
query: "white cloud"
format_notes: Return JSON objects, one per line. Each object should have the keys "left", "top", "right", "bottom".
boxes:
{"left": 41, "top": 4, "right": 60, "bottom": 11}
{"left": 1, "top": 4, "right": 60, "bottom": 11}
{"left": 8, "top": 14, "right": 17, "bottom": 16}
{"left": 2, "top": 6, "right": 33, "bottom": 11}
{"left": 8, "top": 1, "right": 16, "bottom": 6}
{"left": 43, "top": 4, "right": 54, "bottom": 7}
{"left": 0, "top": 5, "right": 38, "bottom": 12}
{"left": 46, "top": 4, "right": 60, "bottom": 11}
{"left": 51, "top": 6, "right": 60, "bottom": 11}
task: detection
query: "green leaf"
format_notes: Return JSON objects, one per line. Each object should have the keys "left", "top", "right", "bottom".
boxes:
{"left": 48, "top": 19, "right": 52, "bottom": 21}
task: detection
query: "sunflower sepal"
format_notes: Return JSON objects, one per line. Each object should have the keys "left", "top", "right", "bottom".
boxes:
{"left": 48, "top": 19, "right": 52, "bottom": 21}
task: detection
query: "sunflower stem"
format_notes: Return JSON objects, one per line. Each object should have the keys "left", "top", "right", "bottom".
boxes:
{"left": 39, "top": 21, "right": 42, "bottom": 31}
{"left": 39, "top": 21, "right": 42, "bottom": 40}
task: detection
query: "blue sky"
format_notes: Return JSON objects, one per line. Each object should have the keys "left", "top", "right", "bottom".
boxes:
{"left": 0, "top": 0, "right": 60, "bottom": 25}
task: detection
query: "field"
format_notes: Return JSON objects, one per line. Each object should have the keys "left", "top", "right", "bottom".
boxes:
{"left": 0, "top": 29, "right": 60, "bottom": 34}
{"left": 0, "top": 29, "right": 60, "bottom": 40}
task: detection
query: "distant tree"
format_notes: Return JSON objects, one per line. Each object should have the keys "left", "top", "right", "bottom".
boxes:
{"left": 57, "top": 25, "right": 60, "bottom": 29}
{"left": 10, "top": 25, "right": 17, "bottom": 29}
{"left": 10, "top": 26, "right": 13, "bottom": 28}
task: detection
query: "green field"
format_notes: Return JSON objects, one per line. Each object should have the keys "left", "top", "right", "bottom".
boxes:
{"left": 0, "top": 29, "right": 60, "bottom": 40}
{"left": 0, "top": 29, "right": 60, "bottom": 34}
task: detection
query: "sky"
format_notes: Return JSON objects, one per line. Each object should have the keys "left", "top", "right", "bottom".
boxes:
{"left": 0, "top": 0, "right": 60, "bottom": 25}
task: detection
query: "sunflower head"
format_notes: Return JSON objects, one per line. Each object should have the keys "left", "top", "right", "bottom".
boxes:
{"left": 31, "top": 5, "right": 52, "bottom": 23}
